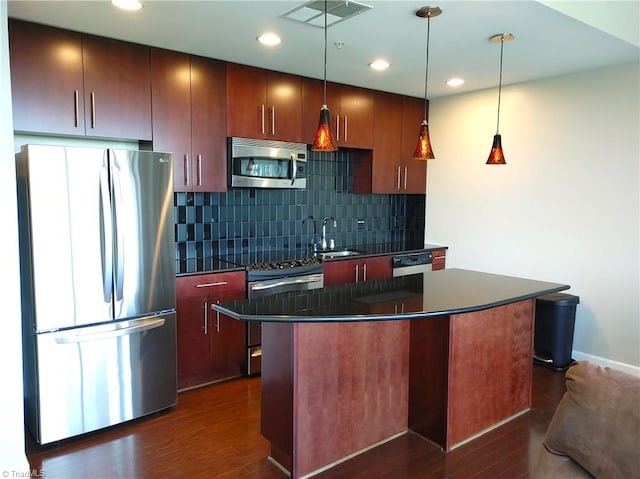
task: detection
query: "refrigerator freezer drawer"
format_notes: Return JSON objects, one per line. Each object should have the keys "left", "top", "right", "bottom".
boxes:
{"left": 26, "top": 313, "right": 177, "bottom": 444}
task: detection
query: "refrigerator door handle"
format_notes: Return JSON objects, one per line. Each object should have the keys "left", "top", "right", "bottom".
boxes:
{"left": 53, "top": 316, "right": 166, "bottom": 344}
{"left": 99, "top": 162, "right": 113, "bottom": 303}
{"left": 111, "top": 158, "right": 125, "bottom": 301}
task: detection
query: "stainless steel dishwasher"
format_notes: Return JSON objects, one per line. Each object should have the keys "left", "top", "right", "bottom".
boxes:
{"left": 392, "top": 251, "right": 433, "bottom": 276}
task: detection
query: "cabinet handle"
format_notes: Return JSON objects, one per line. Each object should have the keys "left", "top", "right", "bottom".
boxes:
{"left": 184, "top": 154, "right": 190, "bottom": 186}
{"left": 216, "top": 302, "right": 221, "bottom": 333}
{"left": 261, "top": 104, "right": 265, "bottom": 135}
{"left": 74, "top": 90, "right": 79, "bottom": 127}
{"left": 397, "top": 166, "right": 401, "bottom": 189}
{"left": 195, "top": 281, "right": 228, "bottom": 288}
{"left": 344, "top": 116, "right": 348, "bottom": 142}
{"left": 363, "top": 263, "right": 367, "bottom": 281}
{"left": 197, "top": 154, "right": 202, "bottom": 186}
{"left": 404, "top": 166, "right": 408, "bottom": 190}
{"left": 336, "top": 115, "right": 340, "bottom": 141}
{"left": 90, "top": 92, "right": 96, "bottom": 129}
{"left": 203, "top": 301, "right": 208, "bottom": 335}
{"left": 271, "top": 106, "right": 275, "bottom": 135}
{"left": 354, "top": 264, "right": 359, "bottom": 282}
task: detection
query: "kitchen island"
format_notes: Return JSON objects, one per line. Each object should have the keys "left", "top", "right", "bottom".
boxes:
{"left": 213, "top": 269, "right": 569, "bottom": 479}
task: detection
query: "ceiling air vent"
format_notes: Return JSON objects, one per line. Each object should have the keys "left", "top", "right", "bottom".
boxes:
{"left": 282, "top": 0, "right": 373, "bottom": 28}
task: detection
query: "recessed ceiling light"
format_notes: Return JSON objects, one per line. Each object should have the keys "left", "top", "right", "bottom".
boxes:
{"left": 446, "top": 78, "right": 465, "bottom": 87}
{"left": 257, "top": 33, "right": 282, "bottom": 47}
{"left": 369, "top": 59, "right": 390, "bottom": 71}
{"left": 111, "top": 0, "right": 143, "bottom": 11}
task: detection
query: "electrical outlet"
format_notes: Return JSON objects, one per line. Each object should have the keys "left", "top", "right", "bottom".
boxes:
{"left": 357, "top": 219, "right": 365, "bottom": 230}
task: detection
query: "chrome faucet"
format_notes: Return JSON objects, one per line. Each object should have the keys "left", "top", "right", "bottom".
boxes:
{"left": 321, "top": 216, "right": 337, "bottom": 250}
{"left": 303, "top": 215, "right": 321, "bottom": 252}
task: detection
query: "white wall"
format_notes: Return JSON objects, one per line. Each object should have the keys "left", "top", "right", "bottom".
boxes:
{"left": 426, "top": 62, "right": 640, "bottom": 372}
{"left": 0, "top": 2, "right": 30, "bottom": 475}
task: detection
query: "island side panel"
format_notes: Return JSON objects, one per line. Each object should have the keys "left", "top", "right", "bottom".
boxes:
{"left": 293, "top": 320, "right": 410, "bottom": 478}
{"left": 408, "top": 314, "right": 451, "bottom": 448}
{"left": 261, "top": 322, "right": 294, "bottom": 472}
{"left": 447, "top": 299, "right": 534, "bottom": 449}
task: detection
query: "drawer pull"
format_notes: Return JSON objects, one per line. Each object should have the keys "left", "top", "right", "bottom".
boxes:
{"left": 195, "top": 281, "right": 228, "bottom": 288}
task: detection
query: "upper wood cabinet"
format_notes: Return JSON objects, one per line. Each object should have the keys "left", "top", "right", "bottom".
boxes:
{"left": 302, "top": 78, "right": 374, "bottom": 149}
{"left": 371, "top": 91, "right": 403, "bottom": 193}
{"left": 226, "top": 63, "right": 302, "bottom": 142}
{"left": 9, "top": 19, "right": 152, "bottom": 140}
{"left": 400, "top": 96, "right": 427, "bottom": 193}
{"left": 151, "top": 48, "right": 227, "bottom": 192}
{"left": 9, "top": 20, "right": 84, "bottom": 136}
{"left": 81, "top": 34, "right": 152, "bottom": 140}
{"left": 354, "top": 92, "right": 426, "bottom": 194}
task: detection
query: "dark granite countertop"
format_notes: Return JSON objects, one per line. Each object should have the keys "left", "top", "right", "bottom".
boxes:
{"left": 212, "top": 268, "right": 569, "bottom": 322}
{"left": 178, "top": 242, "right": 449, "bottom": 276}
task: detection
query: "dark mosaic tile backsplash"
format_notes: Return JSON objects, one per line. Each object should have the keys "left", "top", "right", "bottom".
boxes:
{"left": 175, "top": 149, "right": 426, "bottom": 273}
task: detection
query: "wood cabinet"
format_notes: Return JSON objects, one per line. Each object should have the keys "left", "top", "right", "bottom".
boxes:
{"left": 175, "top": 271, "right": 246, "bottom": 390}
{"left": 9, "top": 19, "right": 152, "bottom": 140}
{"left": 354, "top": 92, "right": 426, "bottom": 194}
{"left": 323, "top": 255, "right": 392, "bottom": 286}
{"left": 431, "top": 249, "right": 446, "bottom": 270}
{"left": 226, "top": 63, "right": 302, "bottom": 142}
{"left": 302, "top": 78, "right": 374, "bottom": 149}
{"left": 400, "top": 96, "right": 428, "bottom": 193}
{"left": 151, "top": 49, "right": 227, "bottom": 192}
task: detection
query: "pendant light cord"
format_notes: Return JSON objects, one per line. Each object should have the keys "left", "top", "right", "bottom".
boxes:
{"left": 423, "top": 13, "right": 431, "bottom": 122}
{"left": 496, "top": 35, "right": 504, "bottom": 134}
{"left": 323, "top": 0, "right": 328, "bottom": 105}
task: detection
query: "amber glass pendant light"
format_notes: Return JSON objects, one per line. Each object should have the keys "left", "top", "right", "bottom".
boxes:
{"left": 311, "top": 0, "right": 338, "bottom": 152}
{"left": 413, "top": 6, "right": 442, "bottom": 160}
{"left": 486, "top": 33, "right": 514, "bottom": 165}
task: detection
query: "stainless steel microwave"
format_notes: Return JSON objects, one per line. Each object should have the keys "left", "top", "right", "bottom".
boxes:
{"left": 228, "top": 137, "right": 308, "bottom": 189}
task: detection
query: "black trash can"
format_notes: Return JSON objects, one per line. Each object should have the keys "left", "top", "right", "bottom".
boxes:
{"left": 534, "top": 293, "right": 580, "bottom": 371}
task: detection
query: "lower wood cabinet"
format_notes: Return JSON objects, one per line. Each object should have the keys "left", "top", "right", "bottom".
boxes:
{"left": 431, "top": 249, "right": 446, "bottom": 270}
{"left": 175, "top": 271, "right": 246, "bottom": 390}
{"left": 323, "top": 255, "right": 392, "bottom": 286}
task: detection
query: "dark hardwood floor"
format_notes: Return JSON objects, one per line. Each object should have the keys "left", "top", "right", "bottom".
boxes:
{"left": 26, "top": 365, "right": 567, "bottom": 479}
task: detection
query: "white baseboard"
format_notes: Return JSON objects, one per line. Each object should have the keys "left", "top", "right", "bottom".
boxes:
{"left": 572, "top": 350, "right": 640, "bottom": 377}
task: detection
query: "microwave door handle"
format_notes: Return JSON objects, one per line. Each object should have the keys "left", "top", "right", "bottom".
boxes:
{"left": 291, "top": 152, "right": 297, "bottom": 186}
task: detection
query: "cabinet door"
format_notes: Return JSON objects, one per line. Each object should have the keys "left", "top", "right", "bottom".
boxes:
{"left": 431, "top": 249, "right": 446, "bottom": 270}
{"left": 324, "top": 256, "right": 392, "bottom": 286}
{"left": 150, "top": 48, "right": 192, "bottom": 191}
{"left": 362, "top": 255, "right": 393, "bottom": 281}
{"left": 266, "top": 71, "right": 302, "bottom": 142}
{"left": 191, "top": 56, "right": 227, "bottom": 192}
{"left": 323, "top": 258, "right": 360, "bottom": 286}
{"left": 176, "top": 296, "right": 212, "bottom": 386}
{"left": 9, "top": 20, "right": 85, "bottom": 136}
{"left": 82, "top": 34, "right": 152, "bottom": 140}
{"left": 226, "top": 63, "right": 267, "bottom": 139}
{"left": 372, "top": 91, "right": 403, "bottom": 193}
{"left": 338, "top": 84, "right": 374, "bottom": 149}
{"left": 210, "top": 289, "right": 246, "bottom": 380}
{"left": 401, "top": 96, "right": 427, "bottom": 193}
{"left": 302, "top": 77, "right": 336, "bottom": 146}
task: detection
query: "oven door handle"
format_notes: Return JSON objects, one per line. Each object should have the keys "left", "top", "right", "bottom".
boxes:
{"left": 251, "top": 276, "right": 321, "bottom": 291}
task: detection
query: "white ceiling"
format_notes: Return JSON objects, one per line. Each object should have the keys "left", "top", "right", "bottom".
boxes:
{"left": 7, "top": 1, "right": 640, "bottom": 99}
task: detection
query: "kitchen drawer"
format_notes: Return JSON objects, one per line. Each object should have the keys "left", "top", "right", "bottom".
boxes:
{"left": 176, "top": 271, "right": 246, "bottom": 299}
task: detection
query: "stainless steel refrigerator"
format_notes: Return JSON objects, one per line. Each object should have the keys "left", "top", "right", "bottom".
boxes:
{"left": 16, "top": 144, "right": 177, "bottom": 444}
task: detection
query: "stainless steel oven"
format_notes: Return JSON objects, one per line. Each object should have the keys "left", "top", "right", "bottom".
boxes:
{"left": 244, "top": 258, "right": 323, "bottom": 375}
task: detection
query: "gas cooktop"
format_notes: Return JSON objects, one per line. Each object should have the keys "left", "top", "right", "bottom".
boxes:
{"left": 217, "top": 250, "right": 323, "bottom": 281}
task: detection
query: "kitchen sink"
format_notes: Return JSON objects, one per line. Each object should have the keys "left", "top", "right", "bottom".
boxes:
{"left": 317, "top": 249, "right": 363, "bottom": 259}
